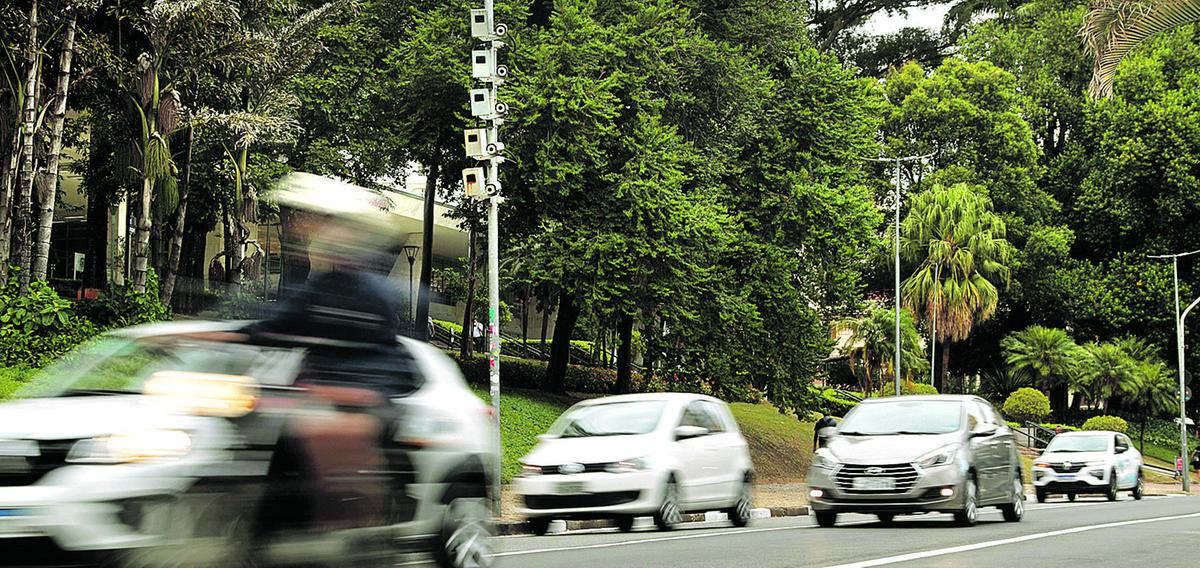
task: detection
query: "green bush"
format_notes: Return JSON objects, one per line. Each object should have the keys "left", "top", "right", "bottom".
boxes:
{"left": 809, "top": 386, "right": 858, "bottom": 417}
{"left": 75, "top": 269, "right": 170, "bottom": 328}
{"left": 1002, "top": 388, "right": 1052, "bottom": 424}
{"left": 0, "top": 274, "right": 100, "bottom": 368}
{"left": 1082, "top": 415, "right": 1128, "bottom": 434}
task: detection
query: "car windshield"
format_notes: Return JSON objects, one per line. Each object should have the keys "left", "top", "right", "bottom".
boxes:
{"left": 1046, "top": 435, "right": 1109, "bottom": 453}
{"left": 837, "top": 400, "right": 963, "bottom": 435}
{"left": 17, "top": 335, "right": 300, "bottom": 398}
{"left": 549, "top": 400, "right": 668, "bottom": 438}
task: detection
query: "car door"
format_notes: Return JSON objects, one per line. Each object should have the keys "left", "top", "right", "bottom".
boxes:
{"left": 967, "top": 401, "right": 1005, "bottom": 501}
{"left": 983, "top": 401, "right": 1019, "bottom": 495}
{"left": 1114, "top": 434, "right": 1138, "bottom": 489}
{"left": 699, "top": 400, "right": 745, "bottom": 503}
{"left": 675, "top": 402, "right": 719, "bottom": 504}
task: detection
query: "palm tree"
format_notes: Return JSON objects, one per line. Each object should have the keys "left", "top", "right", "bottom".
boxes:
{"left": 834, "top": 308, "right": 928, "bottom": 396}
{"left": 1128, "top": 361, "right": 1178, "bottom": 453}
{"left": 1075, "top": 342, "right": 1140, "bottom": 411}
{"left": 980, "top": 366, "right": 1035, "bottom": 404}
{"left": 1001, "top": 325, "right": 1082, "bottom": 414}
{"left": 1081, "top": 0, "right": 1200, "bottom": 98}
{"left": 901, "top": 183, "right": 1014, "bottom": 393}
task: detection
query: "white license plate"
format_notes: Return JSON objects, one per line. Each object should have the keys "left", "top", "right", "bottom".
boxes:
{"left": 1057, "top": 475, "right": 1076, "bottom": 481}
{"left": 853, "top": 477, "right": 896, "bottom": 491}
{"left": 552, "top": 481, "right": 589, "bottom": 495}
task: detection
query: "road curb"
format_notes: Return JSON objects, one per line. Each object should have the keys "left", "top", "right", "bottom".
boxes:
{"left": 495, "top": 506, "right": 809, "bottom": 536}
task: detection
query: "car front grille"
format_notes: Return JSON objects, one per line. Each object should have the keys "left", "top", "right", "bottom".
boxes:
{"left": 834, "top": 463, "right": 920, "bottom": 495}
{"left": 523, "top": 490, "right": 641, "bottom": 510}
{"left": 1050, "top": 463, "right": 1086, "bottom": 474}
{"left": 538, "top": 463, "right": 609, "bottom": 475}
{"left": 0, "top": 440, "right": 74, "bottom": 487}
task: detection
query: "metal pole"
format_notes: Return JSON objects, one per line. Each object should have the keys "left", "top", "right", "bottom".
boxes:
{"left": 483, "top": 0, "right": 503, "bottom": 515}
{"left": 408, "top": 257, "right": 416, "bottom": 325}
{"left": 1176, "top": 258, "right": 1190, "bottom": 492}
{"left": 894, "top": 158, "right": 902, "bottom": 396}
{"left": 930, "top": 263, "right": 939, "bottom": 387}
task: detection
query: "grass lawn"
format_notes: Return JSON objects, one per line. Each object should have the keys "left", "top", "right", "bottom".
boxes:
{"left": 470, "top": 386, "right": 577, "bottom": 482}
{"left": 729, "top": 402, "right": 811, "bottom": 482}
{"left": 0, "top": 367, "right": 36, "bottom": 400}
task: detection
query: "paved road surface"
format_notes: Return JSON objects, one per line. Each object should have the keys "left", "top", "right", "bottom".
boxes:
{"left": 483, "top": 494, "right": 1200, "bottom": 568}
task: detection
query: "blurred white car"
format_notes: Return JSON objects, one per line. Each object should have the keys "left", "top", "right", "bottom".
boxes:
{"left": 515, "top": 393, "right": 754, "bottom": 534}
{"left": 1033, "top": 430, "right": 1143, "bottom": 502}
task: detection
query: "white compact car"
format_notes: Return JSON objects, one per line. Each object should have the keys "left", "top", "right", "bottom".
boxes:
{"left": 1033, "top": 430, "right": 1143, "bottom": 502}
{"left": 515, "top": 393, "right": 754, "bottom": 534}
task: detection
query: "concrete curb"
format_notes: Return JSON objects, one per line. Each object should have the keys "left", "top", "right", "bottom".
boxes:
{"left": 495, "top": 506, "right": 809, "bottom": 536}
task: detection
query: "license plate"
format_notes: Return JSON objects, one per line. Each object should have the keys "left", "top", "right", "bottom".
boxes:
{"left": 1057, "top": 475, "right": 1075, "bottom": 481}
{"left": 553, "top": 481, "right": 589, "bottom": 495}
{"left": 0, "top": 509, "right": 31, "bottom": 536}
{"left": 853, "top": 477, "right": 896, "bottom": 491}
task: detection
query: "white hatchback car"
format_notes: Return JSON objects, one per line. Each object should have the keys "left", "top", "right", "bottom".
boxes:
{"left": 1033, "top": 430, "right": 1144, "bottom": 502}
{"left": 515, "top": 393, "right": 754, "bottom": 534}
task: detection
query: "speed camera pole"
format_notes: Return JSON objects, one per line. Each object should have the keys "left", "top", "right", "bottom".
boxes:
{"left": 862, "top": 153, "right": 933, "bottom": 396}
{"left": 1149, "top": 248, "right": 1200, "bottom": 492}
{"left": 467, "top": 0, "right": 508, "bottom": 514}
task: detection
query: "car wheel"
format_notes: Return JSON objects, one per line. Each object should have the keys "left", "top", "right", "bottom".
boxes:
{"left": 725, "top": 475, "right": 753, "bottom": 528}
{"left": 434, "top": 491, "right": 493, "bottom": 568}
{"left": 120, "top": 486, "right": 258, "bottom": 568}
{"left": 953, "top": 476, "right": 979, "bottom": 527}
{"left": 876, "top": 513, "right": 895, "bottom": 525}
{"left": 1067, "top": 493, "right": 1076, "bottom": 502}
{"left": 1106, "top": 471, "right": 1119, "bottom": 502}
{"left": 814, "top": 511, "right": 837, "bottom": 528}
{"left": 615, "top": 516, "right": 636, "bottom": 533}
{"left": 1000, "top": 476, "right": 1025, "bottom": 522}
{"left": 653, "top": 476, "right": 683, "bottom": 531}
{"left": 1035, "top": 488, "right": 1047, "bottom": 504}
{"left": 1132, "top": 474, "right": 1144, "bottom": 500}
{"left": 528, "top": 517, "right": 552, "bottom": 536}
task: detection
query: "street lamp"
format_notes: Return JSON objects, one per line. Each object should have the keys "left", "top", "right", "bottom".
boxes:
{"left": 1149, "top": 248, "right": 1200, "bottom": 492}
{"left": 403, "top": 244, "right": 420, "bottom": 330}
{"left": 862, "top": 153, "right": 934, "bottom": 396}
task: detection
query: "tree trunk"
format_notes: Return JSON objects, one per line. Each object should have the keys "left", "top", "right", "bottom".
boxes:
{"left": 545, "top": 291, "right": 582, "bottom": 394}
{"left": 937, "top": 341, "right": 950, "bottom": 393}
{"left": 539, "top": 291, "right": 551, "bottom": 355}
{"left": 1140, "top": 413, "right": 1147, "bottom": 455}
{"left": 521, "top": 284, "right": 530, "bottom": 346}
{"left": 616, "top": 313, "right": 635, "bottom": 394}
{"left": 31, "top": 13, "right": 76, "bottom": 282}
{"left": 14, "top": 0, "right": 39, "bottom": 292}
{"left": 226, "top": 147, "right": 249, "bottom": 294}
{"left": 0, "top": 117, "right": 22, "bottom": 287}
{"left": 1055, "top": 382, "right": 1071, "bottom": 416}
{"left": 131, "top": 171, "right": 153, "bottom": 293}
{"left": 161, "top": 125, "right": 192, "bottom": 305}
{"left": 83, "top": 182, "right": 108, "bottom": 289}
{"left": 277, "top": 207, "right": 311, "bottom": 298}
{"left": 414, "top": 161, "right": 439, "bottom": 341}
{"left": 459, "top": 229, "right": 478, "bottom": 359}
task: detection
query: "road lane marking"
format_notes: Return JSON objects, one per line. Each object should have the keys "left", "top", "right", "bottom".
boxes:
{"left": 822, "top": 510, "right": 1200, "bottom": 568}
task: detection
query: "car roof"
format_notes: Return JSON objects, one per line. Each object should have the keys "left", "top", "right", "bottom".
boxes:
{"left": 1055, "top": 431, "right": 1116, "bottom": 436}
{"left": 573, "top": 392, "right": 724, "bottom": 406}
{"left": 111, "top": 319, "right": 250, "bottom": 338}
{"left": 859, "top": 394, "right": 981, "bottom": 404}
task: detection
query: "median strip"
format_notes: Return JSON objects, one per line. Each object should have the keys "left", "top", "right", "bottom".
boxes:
{"left": 495, "top": 506, "right": 809, "bottom": 536}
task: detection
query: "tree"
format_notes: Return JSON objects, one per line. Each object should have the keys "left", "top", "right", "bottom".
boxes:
{"left": 834, "top": 307, "right": 928, "bottom": 395}
{"left": 901, "top": 183, "right": 1014, "bottom": 392}
{"left": 1080, "top": 0, "right": 1200, "bottom": 98}
{"left": 1074, "top": 341, "right": 1140, "bottom": 411}
{"left": 11, "top": 0, "right": 39, "bottom": 291}
{"left": 1128, "top": 361, "right": 1178, "bottom": 452}
{"left": 1001, "top": 325, "right": 1081, "bottom": 414}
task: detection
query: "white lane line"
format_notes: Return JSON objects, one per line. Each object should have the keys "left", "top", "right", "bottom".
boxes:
{"left": 822, "top": 510, "right": 1200, "bottom": 568}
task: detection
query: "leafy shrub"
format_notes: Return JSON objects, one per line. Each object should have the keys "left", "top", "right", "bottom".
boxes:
{"left": 808, "top": 386, "right": 858, "bottom": 417}
{"left": 1002, "top": 387, "right": 1052, "bottom": 424}
{"left": 76, "top": 269, "right": 170, "bottom": 327}
{"left": 0, "top": 274, "right": 100, "bottom": 368}
{"left": 1082, "top": 415, "right": 1128, "bottom": 434}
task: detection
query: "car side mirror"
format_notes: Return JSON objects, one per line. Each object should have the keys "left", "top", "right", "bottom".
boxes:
{"left": 970, "top": 423, "right": 998, "bottom": 438}
{"left": 818, "top": 427, "right": 837, "bottom": 439}
{"left": 674, "top": 425, "right": 709, "bottom": 440}
{"left": 1115, "top": 446, "right": 1128, "bottom": 454}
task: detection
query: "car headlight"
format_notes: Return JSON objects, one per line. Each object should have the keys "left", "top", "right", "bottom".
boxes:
{"left": 606, "top": 457, "right": 653, "bottom": 474}
{"left": 1085, "top": 461, "right": 1107, "bottom": 468}
{"left": 1034, "top": 461, "right": 1051, "bottom": 469}
{"left": 813, "top": 450, "right": 840, "bottom": 471}
{"left": 916, "top": 444, "right": 960, "bottom": 469}
{"left": 67, "top": 430, "right": 192, "bottom": 464}
{"left": 521, "top": 463, "right": 543, "bottom": 476}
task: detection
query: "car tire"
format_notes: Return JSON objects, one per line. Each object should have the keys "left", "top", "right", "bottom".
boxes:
{"left": 953, "top": 476, "right": 979, "bottom": 527}
{"left": 725, "top": 474, "right": 753, "bottom": 528}
{"left": 1106, "top": 471, "right": 1119, "bottom": 502}
{"left": 653, "top": 476, "right": 683, "bottom": 531}
{"left": 1000, "top": 476, "right": 1025, "bottom": 522}
{"left": 528, "top": 517, "right": 552, "bottom": 537}
{"left": 1067, "top": 493, "right": 1076, "bottom": 502}
{"left": 1132, "top": 474, "right": 1144, "bottom": 500}
{"left": 615, "top": 516, "right": 636, "bottom": 533}
{"left": 814, "top": 511, "right": 837, "bottom": 528}
{"left": 119, "top": 485, "right": 258, "bottom": 568}
{"left": 433, "top": 486, "right": 494, "bottom": 568}
{"left": 1035, "top": 489, "right": 1047, "bottom": 504}
{"left": 876, "top": 513, "right": 895, "bottom": 525}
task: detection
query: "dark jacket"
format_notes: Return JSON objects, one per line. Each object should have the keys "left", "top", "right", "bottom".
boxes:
{"left": 254, "top": 270, "right": 402, "bottom": 345}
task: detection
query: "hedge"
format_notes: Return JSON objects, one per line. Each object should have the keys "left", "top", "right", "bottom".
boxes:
{"left": 1082, "top": 415, "right": 1129, "bottom": 434}
{"left": 1002, "top": 388, "right": 1051, "bottom": 424}
{"left": 810, "top": 387, "right": 858, "bottom": 417}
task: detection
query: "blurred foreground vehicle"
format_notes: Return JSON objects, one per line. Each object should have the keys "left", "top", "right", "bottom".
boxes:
{"left": 807, "top": 395, "right": 1024, "bottom": 527}
{"left": 515, "top": 393, "right": 754, "bottom": 534}
{"left": 0, "top": 321, "right": 496, "bottom": 568}
{"left": 1033, "top": 431, "right": 1143, "bottom": 502}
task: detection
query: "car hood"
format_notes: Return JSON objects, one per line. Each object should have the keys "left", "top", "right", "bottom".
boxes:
{"left": 522, "top": 434, "right": 661, "bottom": 466}
{"left": 0, "top": 395, "right": 172, "bottom": 440}
{"left": 825, "top": 432, "right": 962, "bottom": 465}
{"left": 1040, "top": 451, "right": 1111, "bottom": 463}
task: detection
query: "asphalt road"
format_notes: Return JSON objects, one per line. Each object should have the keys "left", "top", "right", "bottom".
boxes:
{"left": 486, "top": 494, "right": 1200, "bottom": 568}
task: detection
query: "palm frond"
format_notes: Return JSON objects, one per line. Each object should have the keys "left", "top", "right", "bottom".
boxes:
{"left": 1081, "top": 0, "right": 1200, "bottom": 98}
